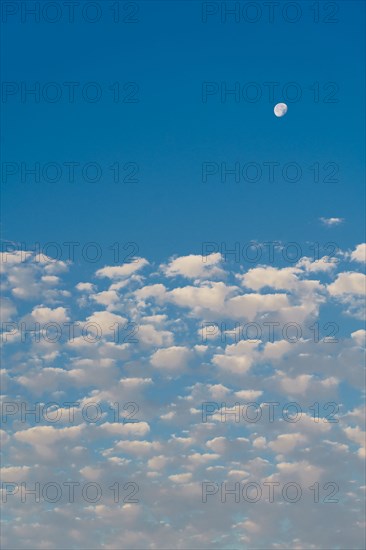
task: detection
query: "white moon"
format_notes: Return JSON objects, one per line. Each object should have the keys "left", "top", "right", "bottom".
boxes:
{"left": 274, "top": 103, "right": 288, "bottom": 117}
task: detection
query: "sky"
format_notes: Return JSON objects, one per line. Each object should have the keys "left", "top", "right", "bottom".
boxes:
{"left": 1, "top": 1, "right": 365, "bottom": 549}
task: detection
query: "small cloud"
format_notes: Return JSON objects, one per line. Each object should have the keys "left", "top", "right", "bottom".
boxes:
{"left": 95, "top": 259, "right": 149, "bottom": 280}
{"left": 351, "top": 243, "right": 366, "bottom": 263}
{"left": 320, "top": 217, "right": 344, "bottom": 226}
{"left": 161, "top": 252, "right": 224, "bottom": 280}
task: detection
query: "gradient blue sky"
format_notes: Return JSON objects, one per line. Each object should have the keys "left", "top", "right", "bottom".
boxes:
{"left": 1, "top": 0, "right": 365, "bottom": 260}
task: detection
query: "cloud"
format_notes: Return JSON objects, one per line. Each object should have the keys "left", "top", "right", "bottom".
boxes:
{"left": 212, "top": 341, "right": 257, "bottom": 374}
{"left": 0, "top": 465, "right": 31, "bottom": 481}
{"left": 273, "top": 460, "right": 324, "bottom": 484}
{"left": 252, "top": 436, "right": 267, "bottom": 449}
{"left": 162, "top": 253, "right": 224, "bottom": 279}
{"left": 268, "top": 433, "right": 308, "bottom": 453}
{"left": 320, "top": 217, "right": 344, "bottom": 226}
{"left": 147, "top": 455, "right": 171, "bottom": 470}
{"left": 168, "top": 281, "right": 236, "bottom": 313}
{"left": 2, "top": 244, "right": 365, "bottom": 550}
{"left": 113, "top": 440, "right": 162, "bottom": 455}
{"left": 134, "top": 283, "right": 167, "bottom": 302}
{"left": 168, "top": 473, "right": 193, "bottom": 483}
{"left": 95, "top": 259, "right": 149, "bottom": 279}
{"left": 234, "top": 389, "right": 263, "bottom": 400}
{"left": 328, "top": 272, "right": 366, "bottom": 295}
{"left": 296, "top": 256, "right": 337, "bottom": 273}
{"left": 351, "top": 329, "right": 366, "bottom": 347}
{"left": 208, "top": 384, "right": 231, "bottom": 399}
{"left": 351, "top": 243, "right": 366, "bottom": 263}
{"left": 90, "top": 290, "right": 120, "bottom": 308}
{"left": 187, "top": 452, "right": 220, "bottom": 465}
{"left": 343, "top": 426, "right": 366, "bottom": 458}
{"left": 239, "top": 266, "right": 301, "bottom": 291}
{"left": 150, "top": 346, "right": 192, "bottom": 371}
{"left": 1, "top": 252, "right": 69, "bottom": 301}
{"left": 278, "top": 373, "right": 314, "bottom": 395}
{"left": 83, "top": 310, "right": 127, "bottom": 334}
{"left": 14, "top": 425, "right": 84, "bottom": 444}
{"left": 138, "top": 323, "right": 174, "bottom": 347}
{"left": 100, "top": 421, "right": 150, "bottom": 437}
{"left": 31, "top": 306, "right": 69, "bottom": 323}
{"left": 76, "top": 282, "right": 95, "bottom": 292}
{"left": 226, "top": 292, "right": 290, "bottom": 319}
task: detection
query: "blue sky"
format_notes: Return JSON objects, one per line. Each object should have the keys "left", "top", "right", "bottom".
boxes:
{"left": 1, "top": 1, "right": 365, "bottom": 549}
{"left": 1, "top": 0, "right": 365, "bottom": 259}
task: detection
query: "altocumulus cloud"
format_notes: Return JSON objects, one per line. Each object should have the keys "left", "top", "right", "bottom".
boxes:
{"left": 0, "top": 245, "right": 365, "bottom": 549}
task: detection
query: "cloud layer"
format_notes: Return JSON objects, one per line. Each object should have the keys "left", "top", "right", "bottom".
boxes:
{"left": 1, "top": 245, "right": 365, "bottom": 549}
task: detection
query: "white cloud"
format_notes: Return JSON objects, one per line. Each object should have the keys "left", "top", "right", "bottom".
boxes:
{"left": 279, "top": 373, "right": 313, "bottom": 395}
{"left": 239, "top": 266, "right": 301, "bottom": 291}
{"left": 252, "top": 436, "right": 267, "bottom": 449}
{"left": 206, "top": 436, "right": 227, "bottom": 453}
{"left": 226, "top": 293, "right": 290, "bottom": 319}
{"left": 351, "top": 329, "right": 366, "bottom": 347}
{"left": 351, "top": 243, "right": 366, "bottom": 263}
{"left": 208, "top": 384, "right": 231, "bottom": 399}
{"left": 14, "top": 425, "right": 84, "bottom": 444}
{"left": 268, "top": 433, "right": 308, "bottom": 453}
{"left": 328, "top": 272, "right": 366, "bottom": 295}
{"left": 320, "top": 217, "right": 344, "bottom": 226}
{"left": 235, "top": 389, "right": 263, "bottom": 400}
{"left": 138, "top": 324, "right": 173, "bottom": 347}
{"left": 150, "top": 346, "right": 192, "bottom": 371}
{"left": 0, "top": 465, "right": 31, "bottom": 481}
{"left": 162, "top": 253, "right": 224, "bottom": 279}
{"left": 147, "top": 455, "right": 171, "bottom": 470}
{"left": 101, "top": 422, "right": 150, "bottom": 437}
{"left": 113, "top": 440, "right": 162, "bottom": 455}
{"left": 297, "top": 256, "right": 337, "bottom": 273}
{"left": 274, "top": 460, "right": 324, "bottom": 484}
{"left": 95, "top": 259, "right": 149, "bottom": 279}
{"left": 118, "top": 377, "right": 153, "bottom": 389}
{"left": 213, "top": 346, "right": 254, "bottom": 374}
{"left": 91, "top": 290, "right": 120, "bottom": 308}
{"left": 2, "top": 244, "right": 365, "bottom": 550}
{"left": 168, "top": 282, "right": 236, "bottom": 313}
{"left": 41, "top": 275, "right": 60, "bottom": 284}
{"left": 83, "top": 310, "right": 127, "bottom": 334}
{"left": 134, "top": 283, "right": 167, "bottom": 302}
{"left": 187, "top": 452, "right": 220, "bottom": 465}
{"left": 168, "top": 473, "right": 192, "bottom": 483}
{"left": 31, "top": 305, "right": 69, "bottom": 323}
{"left": 76, "top": 282, "right": 95, "bottom": 292}
{"left": 343, "top": 426, "right": 366, "bottom": 458}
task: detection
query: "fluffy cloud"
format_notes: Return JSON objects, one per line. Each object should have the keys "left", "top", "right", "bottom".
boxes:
{"left": 1, "top": 244, "right": 365, "bottom": 550}
{"left": 168, "top": 472, "right": 193, "bottom": 483}
{"left": 162, "top": 253, "right": 224, "bottom": 279}
{"left": 150, "top": 346, "right": 192, "bottom": 371}
{"left": 212, "top": 341, "right": 257, "bottom": 374}
{"left": 351, "top": 329, "right": 366, "bottom": 347}
{"left": 351, "top": 243, "right": 366, "bottom": 263}
{"left": 31, "top": 306, "right": 69, "bottom": 323}
{"left": 239, "top": 266, "right": 301, "bottom": 291}
{"left": 268, "top": 433, "right": 308, "bottom": 453}
{"left": 328, "top": 272, "right": 366, "bottom": 295}
{"left": 343, "top": 426, "right": 366, "bottom": 458}
{"left": 95, "top": 259, "right": 149, "bottom": 279}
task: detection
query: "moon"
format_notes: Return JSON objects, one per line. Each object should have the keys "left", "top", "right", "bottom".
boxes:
{"left": 274, "top": 103, "right": 288, "bottom": 117}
